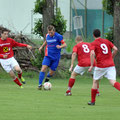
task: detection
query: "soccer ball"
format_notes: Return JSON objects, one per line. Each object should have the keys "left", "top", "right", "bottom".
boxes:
{"left": 43, "top": 82, "right": 52, "bottom": 90}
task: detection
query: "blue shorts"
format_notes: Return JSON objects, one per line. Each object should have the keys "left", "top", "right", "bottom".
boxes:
{"left": 42, "top": 56, "right": 60, "bottom": 71}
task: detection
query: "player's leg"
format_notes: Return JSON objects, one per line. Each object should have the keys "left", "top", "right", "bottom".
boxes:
{"left": 66, "top": 71, "right": 78, "bottom": 96}
{"left": 66, "top": 65, "right": 85, "bottom": 96}
{"left": 44, "top": 58, "right": 60, "bottom": 83}
{"left": 38, "top": 56, "right": 50, "bottom": 90}
{"left": 88, "top": 79, "right": 98, "bottom": 105}
{"left": 10, "top": 57, "right": 26, "bottom": 84}
{"left": 88, "top": 67, "right": 106, "bottom": 105}
{"left": 106, "top": 66, "right": 120, "bottom": 91}
{"left": 91, "top": 68, "right": 100, "bottom": 96}
{"left": 9, "top": 70, "right": 23, "bottom": 88}
{"left": 44, "top": 69, "right": 55, "bottom": 83}
{"left": 14, "top": 65, "right": 25, "bottom": 84}
{"left": 0, "top": 58, "right": 23, "bottom": 88}
{"left": 38, "top": 65, "right": 48, "bottom": 89}
{"left": 96, "top": 82, "right": 100, "bottom": 96}
{"left": 112, "top": 80, "right": 120, "bottom": 91}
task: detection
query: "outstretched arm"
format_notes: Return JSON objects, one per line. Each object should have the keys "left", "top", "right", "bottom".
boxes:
{"left": 12, "top": 39, "right": 32, "bottom": 49}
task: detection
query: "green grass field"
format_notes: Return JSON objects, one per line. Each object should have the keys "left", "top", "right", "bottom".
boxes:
{"left": 0, "top": 72, "right": 120, "bottom": 120}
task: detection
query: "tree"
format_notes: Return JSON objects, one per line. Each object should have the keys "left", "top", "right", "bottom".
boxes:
{"left": 103, "top": 0, "right": 120, "bottom": 75}
{"left": 113, "top": 0, "right": 120, "bottom": 76}
{"left": 33, "top": 0, "right": 67, "bottom": 39}
{"left": 102, "top": 0, "right": 114, "bottom": 16}
{"left": 43, "top": 0, "right": 54, "bottom": 38}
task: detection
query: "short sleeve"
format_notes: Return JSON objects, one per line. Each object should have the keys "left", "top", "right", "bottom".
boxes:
{"left": 73, "top": 45, "right": 77, "bottom": 53}
{"left": 58, "top": 34, "right": 63, "bottom": 41}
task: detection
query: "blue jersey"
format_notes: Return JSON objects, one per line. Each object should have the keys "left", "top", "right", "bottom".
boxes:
{"left": 45, "top": 32, "right": 64, "bottom": 59}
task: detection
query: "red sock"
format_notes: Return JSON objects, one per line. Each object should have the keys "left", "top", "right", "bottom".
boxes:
{"left": 14, "top": 78, "right": 22, "bottom": 86}
{"left": 18, "top": 72, "right": 22, "bottom": 79}
{"left": 114, "top": 82, "right": 120, "bottom": 91}
{"left": 91, "top": 88, "right": 97, "bottom": 103}
{"left": 68, "top": 78, "right": 75, "bottom": 88}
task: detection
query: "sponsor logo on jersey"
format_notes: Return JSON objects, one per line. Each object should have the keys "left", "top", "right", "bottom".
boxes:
{"left": 46, "top": 39, "right": 57, "bottom": 42}
{"left": 3, "top": 47, "right": 9, "bottom": 52}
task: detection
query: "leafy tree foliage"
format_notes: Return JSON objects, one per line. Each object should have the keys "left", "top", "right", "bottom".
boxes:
{"left": 33, "top": 0, "right": 67, "bottom": 37}
{"left": 34, "top": 0, "right": 46, "bottom": 14}
{"left": 102, "top": 0, "right": 114, "bottom": 16}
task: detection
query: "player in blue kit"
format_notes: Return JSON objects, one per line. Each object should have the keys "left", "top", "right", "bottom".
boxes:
{"left": 38, "top": 25, "right": 67, "bottom": 90}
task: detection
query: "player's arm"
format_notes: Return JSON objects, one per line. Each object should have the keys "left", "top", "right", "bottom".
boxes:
{"left": 56, "top": 34, "right": 67, "bottom": 49}
{"left": 56, "top": 40, "right": 67, "bottom": 49}
{"left": 69, "top": 52, "right": 77, "bottom": 72}
{"left": 60, "top": 42, "right": 67, "bottom": 48}
{"left": 112, "top": 45, "right": 118, "bottom": 58}
{"left": 39, "top": 41, "right": 47, "bottom": 53}
{"left": 88, "top": 50, "right": 95, "bottom": 72}
{"left": 0, "top": 54, "right": 8, "bottom": 59}
{"left": 12, "top": 39, "right": 32, "bottom": 49}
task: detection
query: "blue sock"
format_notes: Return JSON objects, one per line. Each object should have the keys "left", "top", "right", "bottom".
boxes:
{"left": 39, "top": 72, "right": 45, "bottom": 85}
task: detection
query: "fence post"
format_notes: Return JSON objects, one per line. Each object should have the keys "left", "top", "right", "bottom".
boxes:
{"left": 102, "top": 10, "right": 105, "bottom": 38}
{"left": 85, "top": 0, "right": 87, "bottom": 39}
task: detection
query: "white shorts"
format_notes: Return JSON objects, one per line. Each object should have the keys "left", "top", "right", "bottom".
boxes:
{"left": 73, "top": 65, "right": 94, "bottom": 75}
{"left": 0, "top": 57, "right": 19, "bottom": 73}
{"left": 93, "top": 66, "right": 116, "bottom": 80}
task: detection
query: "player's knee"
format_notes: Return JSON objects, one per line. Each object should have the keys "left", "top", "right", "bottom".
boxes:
{"left": 41, "top": 66, "right": 48, "bottom": 72}
{"left": 9, "top": 71, "right": 16, "bottom": 79}
{"left": 41, "top": 69, "right": 46, "bottom": 72}
{"left": 16, "top": 68, "right": 22, "bottom": 73}
{"left": 93, "top": 80, "right": 98, "bottom": 85}
{"left": 14, "top": 66, "right": 22, "bottom": 73}
{"left": 109, "top": 80, "right": 116, "bottom": 86}
{"left": 71, "top": 71, "right": 77, "bottom": 78}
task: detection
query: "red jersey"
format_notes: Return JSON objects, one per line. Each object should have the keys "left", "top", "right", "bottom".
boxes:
{"left": 91, "top": 38, "right": 114, "bottom": 68}
{"left": 0, "top": 54, "right": 3, "bottom": 58}
{"left": 0, "top": 38, "right": 27, "bottom": 59}
{"left": 73, "top": 42, "right": 93, "bottom": 67}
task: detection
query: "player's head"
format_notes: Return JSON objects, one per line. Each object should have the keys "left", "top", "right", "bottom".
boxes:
{"left": 47, "top": 25, "right": 55, "bottom": 37}
{"left": 93, "top": 29, "right": 101, "bottom": 38}
{"left": 75, "top": 35, "right": 83, "bottom": 44}
{"left": 1, "top": 28, "right": 10, "bottom": 40}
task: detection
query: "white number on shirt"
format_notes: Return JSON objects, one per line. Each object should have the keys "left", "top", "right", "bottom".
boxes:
{"left": 100, "top": 44, "right": 108, "bottom": 54}
{"left": 82, "top": 44, "right": 90, "bottom": 53}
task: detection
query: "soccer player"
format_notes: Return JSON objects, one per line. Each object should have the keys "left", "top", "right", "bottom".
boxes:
{"left": 65, "top": 35, "right": 99, "bottom": 96}
{"left": 0, "top": 28, "right": 32, "bottom": 88}
{"left": 38, "top": 25, "right": 67, "bottom": 90}
{"left": 88, "top": 29, "right": 120, "bottom": 105}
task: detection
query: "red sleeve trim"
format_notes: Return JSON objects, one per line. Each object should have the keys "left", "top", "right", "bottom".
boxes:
{"left": 45, "top": 46, "right": 48, "bottom": 56}
{"left": 61, "top": 40, "right": 65, "bottom": 44}
{"left": 46, "top": 34, "right": 49, "bottom": 38}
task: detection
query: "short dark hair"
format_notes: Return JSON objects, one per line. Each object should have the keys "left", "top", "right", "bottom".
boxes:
{"left": 93, "top": 29, "right": 101, "bottom": 37}
{"left": 1, "top": 28, "right": 10, "bottom": 34}
{"left": 47, "top": 25, "right": 55, "bottom": 31}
